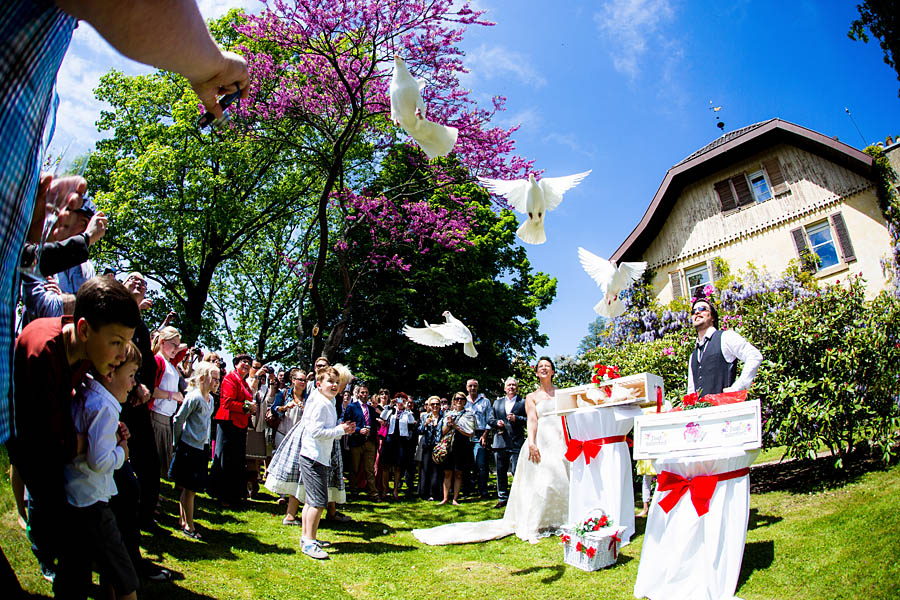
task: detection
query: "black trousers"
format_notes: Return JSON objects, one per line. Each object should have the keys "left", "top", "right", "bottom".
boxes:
{"left": 120, "top": 403, "right": 160, "bottom": 525}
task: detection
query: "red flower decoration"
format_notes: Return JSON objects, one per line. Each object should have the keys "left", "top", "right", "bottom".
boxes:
{"left": 594, "top": 363, "right": 607, "bottom": 377}
{"left": 576, "top": 541, "right": 583, "bottom": 552}
{"left": 561, "top": 534, "right": 571, "bottom": 543}
{"left": 598, "top": 515, "right": 609, "bottom": 527}
{"left": 586, "top": 546, "right": 597, "bottom": 559}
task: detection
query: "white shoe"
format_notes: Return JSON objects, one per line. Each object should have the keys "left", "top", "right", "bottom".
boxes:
{"left": 302, "top": 541, "right": 328, "bottom": 559}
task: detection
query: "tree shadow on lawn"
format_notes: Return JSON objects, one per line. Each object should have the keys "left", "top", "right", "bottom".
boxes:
{"left": 141, "top": 525, "right": 294, "bottom": 563}
{"left": 330, "top": 540, "right": 418, "bottom": 555}
{"left": 736, "top": 539, "right": 774, "bottom": 592}
{"left": 749, "top": 450, "right": 894, "bottom": 495}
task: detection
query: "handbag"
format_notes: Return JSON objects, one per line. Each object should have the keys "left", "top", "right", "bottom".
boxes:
{"left": 432, "top": 430, "right": 455, "bottom": 464}
{"left": 264, "top": 408, "right": 280, "bottom": 429}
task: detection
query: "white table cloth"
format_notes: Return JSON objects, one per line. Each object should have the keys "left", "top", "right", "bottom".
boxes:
{"left": 564, "top": 404, "right": 642, "bottom": 544}
{"left": 633, "top": 448, "right": 759, "bottom": 600}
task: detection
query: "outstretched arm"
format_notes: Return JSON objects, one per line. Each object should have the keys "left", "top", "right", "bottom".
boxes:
{"left": 55, "top": 0, "right": 249, "bottom": 118}
{"left": 524, "top": 394, "right": 541, "bottom": 464}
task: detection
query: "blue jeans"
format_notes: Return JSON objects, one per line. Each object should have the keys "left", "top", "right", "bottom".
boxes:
{"left": 471, "top": 432, "right": 489, "bottom": 496}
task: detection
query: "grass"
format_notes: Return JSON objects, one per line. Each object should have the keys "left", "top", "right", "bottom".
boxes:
{"left": 2, "top": 448, "right": 899, "bottom": 599}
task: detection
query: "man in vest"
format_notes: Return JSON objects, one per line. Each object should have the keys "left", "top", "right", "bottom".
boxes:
{"left": 687, "top": 298, "right": 762, "bottom": 397}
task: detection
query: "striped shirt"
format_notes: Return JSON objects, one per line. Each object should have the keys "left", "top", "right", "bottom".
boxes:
{"left": 0, "top": 1, "right": 76, "bottom": 443}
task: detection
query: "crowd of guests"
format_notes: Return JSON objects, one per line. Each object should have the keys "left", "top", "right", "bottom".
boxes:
{"left": 9, "top": 263, "right": 534, "bottom": 590}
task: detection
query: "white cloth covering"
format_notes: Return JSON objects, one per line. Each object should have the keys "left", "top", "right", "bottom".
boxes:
{"left": 412, "top": 395, "right": 569, "bottom": 545}
{"left": 564, "top": 403, "right": 642, "bottom": 544}
{"left": 633, "top": 448, "right": 759, "bottom": 600}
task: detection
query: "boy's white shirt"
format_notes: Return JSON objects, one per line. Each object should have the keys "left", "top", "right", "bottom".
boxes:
{"left": 64, "top": 377, "right": 126, "bottom": 507}
{"left": 299, "top": 387, "right": 344, "bottom": 466}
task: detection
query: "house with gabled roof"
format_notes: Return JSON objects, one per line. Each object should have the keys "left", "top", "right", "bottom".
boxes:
{"left": 611, "top": 118, "right": 894, "bottom": 302}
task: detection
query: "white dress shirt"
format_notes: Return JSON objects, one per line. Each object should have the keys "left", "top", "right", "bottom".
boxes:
{"left": 299, "top": 389, "right": 345, "bottom": 466}
{"left": 64, "top": 378, "right": 126, "bottom": 507}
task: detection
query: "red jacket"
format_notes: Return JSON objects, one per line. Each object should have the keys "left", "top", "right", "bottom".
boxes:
{"left": 214, "top": 370, "right": 252, "bottom": 428}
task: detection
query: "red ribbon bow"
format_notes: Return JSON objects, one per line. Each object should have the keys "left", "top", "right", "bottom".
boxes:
{"left": 608, "top": 533, "right": 621, "bottom": 559}
{"left": 564, "top": 435, "right": 627, "bottom": 465}
{"left": 657, "top": 467, "right": 750, "bottom": 516}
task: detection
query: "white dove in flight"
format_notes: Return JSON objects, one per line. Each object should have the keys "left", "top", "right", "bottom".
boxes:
{"left": 577, "top": 246, "right": 647, "bottom": 318}
{"left": 389, "top": 57, "right": 458, "bottom": 159}
{"left": 477, "top": 170, "right": 591, "bottom": 244}
{"left": 402, "top": 311, "right": 478, "bottom": 358}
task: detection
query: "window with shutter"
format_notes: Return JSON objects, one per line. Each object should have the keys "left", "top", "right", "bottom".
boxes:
{"left": 829, "top": 212, "right": 856, "bottom": 262}
{"left": 791, "top": 226, "right": 817, "bottom": 272}
{"left": 714, "top": 180, "right": 737, "bottom": 212}
{"left": 762, "top": 157, "right": 788, "bottom": 195}
{"left": 731, "top": 174, "right": 754, "bottom": 207}
{"left": 685, "top": 264, "right": 711, "bottom": 299}
{"left": 669, "top": 270, "right": 684, "bottom": 300}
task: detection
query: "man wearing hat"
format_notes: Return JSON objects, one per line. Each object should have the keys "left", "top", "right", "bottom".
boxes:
{"left": 687, "top": 298, "right": 762, "bottom": 398}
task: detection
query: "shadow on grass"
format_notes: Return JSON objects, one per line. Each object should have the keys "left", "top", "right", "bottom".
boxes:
{"left": 330, "top": 540, "right": 417, "bottom": 555}
{"left": 749, "top": 449, "right": 895, "bottom": 494}
{"left": 736, "top": 539, "right": 774, "bottom": 591}
{"left": 747, "top": 508, "right": 781, "bottom": 531}
{"left": 511, "top": 563, "right": 566, "bottom": 584}
{"left": 142, "top": 526, "right": 294, "bottom": 563}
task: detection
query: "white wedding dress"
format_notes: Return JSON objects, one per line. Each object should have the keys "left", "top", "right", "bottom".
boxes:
{"left": 413, "top": 396, "right": 570, "bottom": 545}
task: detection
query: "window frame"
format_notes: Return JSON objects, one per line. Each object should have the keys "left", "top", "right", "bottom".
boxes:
{"left": 747, "top": 169, "right": 772, "bottom": 203}
{"left": 684, "top": 263, "right": 711, "bottom": 300}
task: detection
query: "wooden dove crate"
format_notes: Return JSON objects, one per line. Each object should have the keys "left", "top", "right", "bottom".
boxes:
{"left": 554, "top": 373, "right": 665, "bottom": 411}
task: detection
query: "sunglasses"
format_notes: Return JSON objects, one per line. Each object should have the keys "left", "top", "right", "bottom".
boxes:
{"left": 692, "top": 306, "right": 710, "bottom": 315}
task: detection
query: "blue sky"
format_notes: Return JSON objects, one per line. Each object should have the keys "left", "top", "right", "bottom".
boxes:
{"left": 54, "top": 0, "right": 899, "bottom": 360}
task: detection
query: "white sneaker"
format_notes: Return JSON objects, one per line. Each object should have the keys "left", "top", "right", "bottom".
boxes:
{"left": 301, "top": 541, "right": 328, "bottom": 559}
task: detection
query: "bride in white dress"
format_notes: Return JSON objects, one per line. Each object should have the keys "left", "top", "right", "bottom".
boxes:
{"left": 413, "top": 357, "right": 570, "bottom": 545}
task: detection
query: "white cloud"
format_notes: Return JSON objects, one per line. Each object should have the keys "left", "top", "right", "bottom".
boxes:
{"left": 541, "top": 132, "right": 598, "bottom": 159}
{"left": 463, "top": 44, "right": 547, "bottom": 88}
{"left": 493, "top": 107, "right": 542, "bottom": 133}
{"left": 594, "top": 0, "right": 675, "bottom": 79}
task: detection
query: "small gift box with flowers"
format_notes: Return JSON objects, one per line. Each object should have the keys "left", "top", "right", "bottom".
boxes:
{"left": 560, "top": 509, "right": 626, "bottom": 571}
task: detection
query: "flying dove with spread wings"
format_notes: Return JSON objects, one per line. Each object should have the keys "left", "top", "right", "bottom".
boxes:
{"left": 402, "top": 311, "right": 477, "bottom": 358}
{"left": 389, "top": 57, "right": 458, "bottom": 159}
{"left": 477, "top": 170, "right": 591, "bottom": 244}
{"left": 578, "top": 246, "right": 647, "bottom": 318}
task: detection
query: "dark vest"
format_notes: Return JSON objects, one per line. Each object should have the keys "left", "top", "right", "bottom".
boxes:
{"left": 690, "top": 330, "right": 736, "bottom": 398}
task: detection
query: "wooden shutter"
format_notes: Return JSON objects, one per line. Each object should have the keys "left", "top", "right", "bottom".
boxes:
{"left": 762, "top": 157, "right": 788, "bottom": 195}
{"left": 669, "top": 270, "right": 684, "bottom": 299}
{"left": 714, "top": 180, "right": 737, "bottom": 212}
{"left": 790, "top": 226, "right": 816, "bottom": 272}
{"left": 829, "top": 212, "right": 856, "bottom": 262}
{"left": 731, "top": 174, "right": 754, "bottom": 207}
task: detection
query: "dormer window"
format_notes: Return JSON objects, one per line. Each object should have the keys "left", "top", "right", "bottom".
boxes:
{"left": 714, "top": 158, "right": 787, "bottom": 213}
{"left": 748, "top": 170, "right": 771, "bottom": 202}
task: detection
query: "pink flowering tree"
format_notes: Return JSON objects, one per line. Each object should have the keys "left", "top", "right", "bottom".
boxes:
{"left": 235, "top": 0, "right": 532, "bottom": 357}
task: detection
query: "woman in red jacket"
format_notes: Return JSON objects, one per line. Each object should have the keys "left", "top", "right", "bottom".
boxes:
{"left": 209, "top": 353, "right": 258, "bottom": 505}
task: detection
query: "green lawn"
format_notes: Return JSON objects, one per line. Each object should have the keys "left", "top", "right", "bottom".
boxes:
{"left": 2, "top": 451, "right": 899, "bottom": 599}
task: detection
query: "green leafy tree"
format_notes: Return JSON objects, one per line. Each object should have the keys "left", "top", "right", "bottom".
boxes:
{"left": 334, "top": 147, "right": 556, "bottom": 398}
{"left": 88, "top": 66, "right": 318, "bottom": 346}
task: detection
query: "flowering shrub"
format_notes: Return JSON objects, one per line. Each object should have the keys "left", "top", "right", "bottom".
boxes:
{"left": 572, "top": 261, "right": 900, "bottom": 467}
